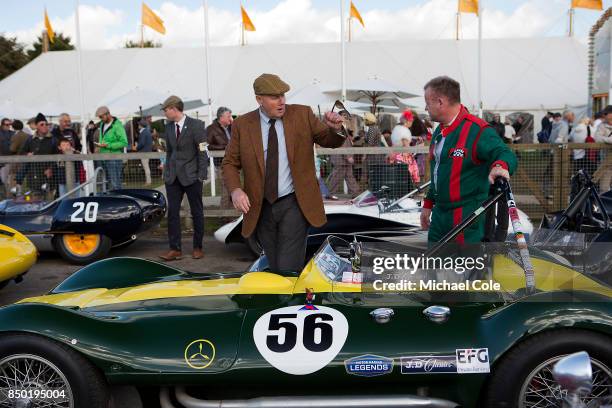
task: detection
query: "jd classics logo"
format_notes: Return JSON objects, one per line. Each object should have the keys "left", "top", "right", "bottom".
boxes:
{"left": 184, "top": 339, "right": 216, "bottom": 370}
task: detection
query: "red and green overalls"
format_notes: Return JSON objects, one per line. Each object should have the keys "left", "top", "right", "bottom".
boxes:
{"left": 423, "top": 106, "right": 517, "bottom": 244}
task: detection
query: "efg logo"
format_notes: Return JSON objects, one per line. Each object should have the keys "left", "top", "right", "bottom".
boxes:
{"left": 345, "top": 354, "right": 394, "bottom": 377}
{"left": 456, "top": 348, "right": 490, "bottom": 373}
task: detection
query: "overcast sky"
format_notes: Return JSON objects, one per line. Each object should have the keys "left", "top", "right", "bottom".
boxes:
{"left": 1, "top": 0, "right": 610, "bottom": 49}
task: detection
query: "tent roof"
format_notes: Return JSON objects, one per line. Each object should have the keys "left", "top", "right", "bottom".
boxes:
{"left": 0, "top": 37, "right": 587, "bottom": 120}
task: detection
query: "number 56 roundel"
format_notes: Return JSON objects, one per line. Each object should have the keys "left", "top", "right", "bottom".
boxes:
{"left": 253, "top": 305, "right": 349, "bottom": 375}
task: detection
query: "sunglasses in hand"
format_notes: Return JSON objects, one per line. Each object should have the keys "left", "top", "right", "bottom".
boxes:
{"left": 331, "top": 100, "right": 352, "bottom": 138}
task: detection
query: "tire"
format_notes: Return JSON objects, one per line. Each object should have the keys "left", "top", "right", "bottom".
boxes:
{"left": 0, "top": 333, "right": 110, "bottom": 408}
{"left": 484, "top": 329, "right": 612, "bottom": 408}
{"left": 54, "top": 233, "right": 112, "bottom": 265}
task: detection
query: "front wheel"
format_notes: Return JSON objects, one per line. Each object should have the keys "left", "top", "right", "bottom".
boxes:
{"left": 54, "top": 233, "right": 112, "bottom": 264}
{"left": 485, "top": 329, "right": 612, "bottom": 408}
{"left": 0, "top": 334, "right": 109, "bottom": 408}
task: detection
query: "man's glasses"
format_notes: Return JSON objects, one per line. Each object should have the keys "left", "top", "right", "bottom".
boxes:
{"left": 331, "top": 100, "right": 352, "bottom": 138}
{"left": 1, "top": 122, "right": 10, "bottom": 127}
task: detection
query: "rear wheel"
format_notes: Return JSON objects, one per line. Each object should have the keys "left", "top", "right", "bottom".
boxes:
{"left": 485, "top": 329, "right": 612, "bottom": 408}
{"left": 54, "top": 233, "right": 112, "bottom": 264}
{"left": 0, "top": 334, "right": 109, "bottom": 408}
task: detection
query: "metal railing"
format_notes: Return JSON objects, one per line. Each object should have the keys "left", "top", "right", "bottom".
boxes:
{"left": 1, "top": 144, "right": 611, "bottom": 220}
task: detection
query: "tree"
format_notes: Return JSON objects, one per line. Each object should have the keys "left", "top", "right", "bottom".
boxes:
{"left": 27, "top": 32, "right": 74, "bottom": 60}
{"left": 0, "top": 35, "right": 30, "bottom": 80}
{"left": 124, "top": 40, "right": 162, "bottom": 48}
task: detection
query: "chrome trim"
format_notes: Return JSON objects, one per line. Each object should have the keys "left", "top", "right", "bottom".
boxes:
{"left": 171, "top": 387, "right": 458, "bottom": 408}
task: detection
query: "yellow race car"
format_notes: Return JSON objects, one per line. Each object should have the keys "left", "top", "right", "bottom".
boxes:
{"left": 0, "top": 224, "right": 37, "bottom": 289}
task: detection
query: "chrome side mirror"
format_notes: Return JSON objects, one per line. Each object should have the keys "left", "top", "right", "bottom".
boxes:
{"left": 552, "top": 351, "right": 593, "bottom": 407}
{"left": 349, "top": 237, "right": 362, "bottom": 273}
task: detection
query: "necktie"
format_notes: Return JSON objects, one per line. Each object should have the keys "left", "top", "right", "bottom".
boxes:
{"left": 176, "top": 123, "right": 181, "bottom": 140}
{"left": 264, "top": 118, "right": 278, "bottom": 203}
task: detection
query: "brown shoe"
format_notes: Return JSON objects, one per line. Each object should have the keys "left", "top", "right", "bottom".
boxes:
{"left": 159, "top": 250, "right": 182, "bottom": 261}
{"left": 192, "top": 248, "right": 204, "bottom": 259}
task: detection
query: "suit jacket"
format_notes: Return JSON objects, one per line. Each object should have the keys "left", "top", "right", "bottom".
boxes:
{"left": 222, "top": 104, "right": 345, "bottom": 237}
{"left": 163, "top": 115, "right": 208, "bottom": 186}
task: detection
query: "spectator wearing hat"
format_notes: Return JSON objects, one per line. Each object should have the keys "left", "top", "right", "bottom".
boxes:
{"left": 222, "top": 73, "right": 345, "bottom": 273}
{"left": 131, "top": 119, "right": 153, "bottom": 185}
{"left": 207, "top": 106, "right": 233, "bottom": 209}
{"left": 160, "top": 95, "right": 208, "bottom": 261}
{"left": 95, "top": 106, "right": 128, "bottom": 190}
{"left": 16, "top": 113, "right": 58, "bottom": 196}
{"left": 391, "top": 111, "right": 413, "bottom": 147}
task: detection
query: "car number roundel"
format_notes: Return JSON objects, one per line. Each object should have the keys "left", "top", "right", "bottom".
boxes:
{"left": 253, "top": 305, "right": 349, "bottom": 375}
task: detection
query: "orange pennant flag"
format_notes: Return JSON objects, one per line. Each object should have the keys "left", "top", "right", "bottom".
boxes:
{"left": 458, "top": 0, "right": 479, "bottom": 15}
{"left": 44, "top": 9, "right": 55, "bottom": 43}
{"left": 350, "top": 1, "right": 365, "bottom": 27}
{"left": 241, "top": 5, "right": 256, "bottom": 32}
{"left": 571, "top": 0, "right": 603, "bottom": 10}
{"left": 142, "top": 2, "right": 166, "bottom": 35}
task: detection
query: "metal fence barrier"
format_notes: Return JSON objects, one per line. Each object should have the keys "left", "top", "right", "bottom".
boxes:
{"left": 1, "top": 144, "right": 611, "bottom": 220}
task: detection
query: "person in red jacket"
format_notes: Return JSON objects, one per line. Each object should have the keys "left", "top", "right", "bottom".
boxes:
{"left": 420, "top": 76, "right": 517, "bottom": 244}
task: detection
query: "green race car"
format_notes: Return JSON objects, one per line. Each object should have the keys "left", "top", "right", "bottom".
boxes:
{"left": 0, "top": 231, "right": 610, "bottom": 408}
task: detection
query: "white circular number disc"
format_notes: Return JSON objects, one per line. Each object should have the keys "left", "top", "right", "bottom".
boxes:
{"left": 253, "top": 305, "right": 349, "bottom": 375}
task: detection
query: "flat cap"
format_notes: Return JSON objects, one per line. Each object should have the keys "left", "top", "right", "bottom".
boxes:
{"left": 95, "top": 106, "right": 109, "bottom": 117}
{"left": 162, "top": 95, "right": 183, "bottom": 110}
{"left": 253, "top": 73, "right": 290, "bottom": 96}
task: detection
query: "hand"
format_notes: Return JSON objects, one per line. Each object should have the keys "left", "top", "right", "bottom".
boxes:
{"left": 231, "top": 188, "right": 251, "bottom": 214}
{"left": 324, "top": 111, "right": 344, "bottom": 131}
{"left": 488, "top": 165, "right": 510, "bottom": 184}
{"left": 347, "top": 157, "right": 354, "bottom": 164}
{"left": 97, "top": 143, "right": 108, "bottom": 148}
{"left": 44, "top": 168, "right": 53, "bottom": 178}
{"left": 27, "top": 152, "right": 33, "bottom": 156}
{"left": 420, "top": 208, "right": 432, "bottom": 230}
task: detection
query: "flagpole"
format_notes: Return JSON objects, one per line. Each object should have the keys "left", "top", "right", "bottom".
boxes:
{"left": 348, "top": 16, "right": 352, "bottom": 42}
{"left": 456, "top": 12, "right": 460, "bottom": 40}
{"left": 477, "top": 0, "right": 482, "bottom": 117}
{"left": 203, "top": 0, "right": 213, "bottom": 122}
{"left": 569, "top": 7, "right": 575, "bottom": 37}
{"left": 340, "top": 0, "right": 346, "bottom": 102}
{"left": 75, "top": 0, "right": 93, "bottom": 194}
{"left": 140, "top": 24, "right": 144, "bottom": 48}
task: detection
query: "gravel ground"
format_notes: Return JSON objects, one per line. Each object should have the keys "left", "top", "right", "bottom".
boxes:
{"left": 0, "top": 232, "right": 255, "bottom": 307}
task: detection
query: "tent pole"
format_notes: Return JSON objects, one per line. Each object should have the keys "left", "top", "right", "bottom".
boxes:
{"left": 340, "top": 0, "right": 346, "bottom": 102}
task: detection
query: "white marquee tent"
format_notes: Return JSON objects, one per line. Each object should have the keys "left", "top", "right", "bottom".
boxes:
{"left": 0, "top": 37, "right": 587, "bottom": 134}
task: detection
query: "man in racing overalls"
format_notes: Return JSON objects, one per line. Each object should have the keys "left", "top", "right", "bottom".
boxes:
{"left": 420, "top": 76, "right": 517, "bottom": 244}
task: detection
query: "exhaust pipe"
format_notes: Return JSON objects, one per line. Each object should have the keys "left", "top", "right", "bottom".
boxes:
{"left": 167, "top": 387, "right": 458, "bottom": 408}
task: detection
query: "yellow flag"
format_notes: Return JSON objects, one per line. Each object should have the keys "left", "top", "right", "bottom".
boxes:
{"left": 571, "top": 0, "right": 603, "bottom": 10}
{"left": 241, "top": 6, "right": 256, "bottom": 32}
{"left": 458, "top": 0, "right": 479, "bottom": 15}
{"left": 44, "top": 9, "right": 55, "bottom": 43}
{"left": 350, "top": 1, "right": 365, "bottom": 27}
{"left": 142, "top": 2, "right": 166, "bottom": 35}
